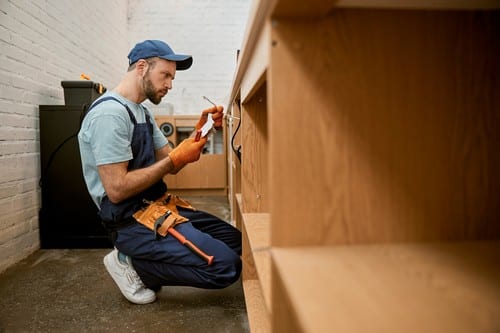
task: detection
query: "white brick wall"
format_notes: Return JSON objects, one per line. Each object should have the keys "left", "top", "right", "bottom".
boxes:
{"left": 128, "top": 0, "right": 251, "bottom": 114}
{"left": 0, "top": 0, "right": 250, "bottom": 273}
{"left": 0, "top": 0, "right": 128, "bottom": 273}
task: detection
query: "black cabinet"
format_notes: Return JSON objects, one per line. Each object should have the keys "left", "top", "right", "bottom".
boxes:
{"left": 39, "top": 105, "right": 112, "bottom": 248}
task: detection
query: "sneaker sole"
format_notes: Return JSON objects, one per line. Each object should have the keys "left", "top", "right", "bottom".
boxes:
{"left": 103, "top": 254, "right": 156, "bottom": 305}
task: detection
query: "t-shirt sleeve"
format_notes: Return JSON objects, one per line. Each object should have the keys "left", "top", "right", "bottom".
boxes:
{"left": 80, "top": 108, "right": 133, "bottom": 166}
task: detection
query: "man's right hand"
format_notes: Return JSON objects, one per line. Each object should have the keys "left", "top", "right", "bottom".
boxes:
{"left": 168, "top": 137, "right": 207, "bottom": 169}
{"left": 195, "top": 105, "right": 224, "bottom": 130}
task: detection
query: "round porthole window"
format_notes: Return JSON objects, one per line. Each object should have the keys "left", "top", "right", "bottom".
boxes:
{"left": 159, "top": 122, "right": 174, "bottom": 137}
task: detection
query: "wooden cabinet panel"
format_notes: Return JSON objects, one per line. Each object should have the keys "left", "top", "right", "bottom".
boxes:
{"left": 241, "top": 84, "right": 268, "bottom": 213}
{"left": 269, "top": 9, "right": 500, "bottom": 246}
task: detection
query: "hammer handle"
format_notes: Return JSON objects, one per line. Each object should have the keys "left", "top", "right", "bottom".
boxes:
{"left": 168, "top": 227, "right": 214, "bottom": 265}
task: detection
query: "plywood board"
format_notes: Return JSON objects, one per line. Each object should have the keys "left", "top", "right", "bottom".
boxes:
{"left": 272, "top": 242, "right": 500, "bottom": 333}
{"left": 243, "top": 213, "right": 272, "bottom": 312}
{"left": 241, "top": 23, "right": 269, "bottom": 104}
{"left": 243, "top": 280, "right": 271, "bottom": 333}
{"left": 272, "top": 0, "right": 500, "bottom": 17}
{"left": 242, "top": 83, "right": 269, "bottom": 213}
{"left": 269, "top": 9, "right": 500, "bottom": 246}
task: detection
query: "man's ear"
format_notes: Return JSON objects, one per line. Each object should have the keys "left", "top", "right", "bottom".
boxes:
{"left": 136, "top": 59, "right": 148, "bottom": 76}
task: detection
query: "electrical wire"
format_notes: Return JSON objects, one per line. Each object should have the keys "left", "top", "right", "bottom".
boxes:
{"left": 39, "top": 104, "right": 87, "bottom": 188}
{"left": 230, "top": 110, "right": 242, "bottom": 162}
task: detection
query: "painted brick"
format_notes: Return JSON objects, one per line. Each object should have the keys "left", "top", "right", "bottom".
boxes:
{"left": 0, "top": 0, "right": 129, "bottom": 272}
{"left": 0, "top": 230, "right": 39, "bottom": 273}
{"left": 0, "top": 217, "right": 32, "bottom": 245}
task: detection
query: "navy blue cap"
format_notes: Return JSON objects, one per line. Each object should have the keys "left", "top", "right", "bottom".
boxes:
{"left": 127, "top": 40, "right": 193, "bottom": 70}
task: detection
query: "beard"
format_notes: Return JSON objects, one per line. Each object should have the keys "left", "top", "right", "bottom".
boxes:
{"left": 143, "top": 73, "right": 165, "bottom": 105}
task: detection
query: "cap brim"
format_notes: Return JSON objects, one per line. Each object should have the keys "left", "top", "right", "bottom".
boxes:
{"left": 161, "top": 54, "right": 193, "bottom": 70}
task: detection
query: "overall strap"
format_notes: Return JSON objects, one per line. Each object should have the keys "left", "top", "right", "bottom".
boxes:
{"left": 87, "top": 96, "right": 138, "bottom": 125}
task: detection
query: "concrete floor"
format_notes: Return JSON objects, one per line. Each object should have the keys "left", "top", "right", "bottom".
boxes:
{"left": 0, "top": 196, "right": 249, "bottom": 333}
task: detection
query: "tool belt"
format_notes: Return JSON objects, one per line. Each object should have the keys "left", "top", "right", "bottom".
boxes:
{"left": 133, "top": 193, "right": 196, "bottom": 238}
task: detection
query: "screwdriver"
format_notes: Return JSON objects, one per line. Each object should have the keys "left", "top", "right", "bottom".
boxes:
{"left": 195, "top": 96, "right": 219, "bottom": 141}
{"left": 203, "top": 95, "right": 217, "bottom": 107}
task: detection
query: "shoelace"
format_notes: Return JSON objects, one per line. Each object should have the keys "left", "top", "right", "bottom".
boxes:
{"left": 125, "top": 267, "right": 146, "bottom": 293}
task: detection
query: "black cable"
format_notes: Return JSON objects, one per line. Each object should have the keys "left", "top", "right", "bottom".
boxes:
{"left": 39, "top": 104, "right": 88, "bottom": 188}
{"left": 230, "top": 110, "right": 241, "bottom": 162}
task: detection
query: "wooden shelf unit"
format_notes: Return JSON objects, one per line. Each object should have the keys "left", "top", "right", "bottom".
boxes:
{"left": 227, "top": 1, "right": 500, "bottom": 332}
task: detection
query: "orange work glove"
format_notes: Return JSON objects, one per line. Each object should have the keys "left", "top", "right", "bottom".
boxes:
{"left": 168, "top": 137, "right": 207, "bottom": 169}
{"left": 195, "top": 105, "right": 224, "bottom": 130}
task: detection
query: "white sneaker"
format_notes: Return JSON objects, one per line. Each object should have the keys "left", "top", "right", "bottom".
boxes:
{"left": 103, "top": 249, "right": 156, "bottom": 304}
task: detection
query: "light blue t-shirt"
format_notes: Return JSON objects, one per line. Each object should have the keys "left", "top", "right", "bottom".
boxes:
{"left": 78, "top": 92, "right": 168, "bottom": 208}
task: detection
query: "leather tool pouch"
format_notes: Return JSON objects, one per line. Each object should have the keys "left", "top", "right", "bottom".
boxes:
{"left": 133, "top": 193, "right": 196, "bottom": 238}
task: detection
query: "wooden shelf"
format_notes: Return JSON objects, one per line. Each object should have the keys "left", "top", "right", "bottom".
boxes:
{"left": 243, "top": 213, "right": 270, "bottom": 251}
{"left": 243, "top": 279, "right": 271, "bottom": 333}
{"left": 240, "top": 23, "right": 268, "bottom": 104}
{"left": 243, "top": 213, "right": 271, "bottom": 311}
{"left": 272, "top": 241, "right": 500, "bottom": 333}
{"left": 239, "top": 194, "right": 271, "bottom": 332}
{"left": 272, "top": 0, "right": 500, "bottom": 18}
{"left": 234, "top": 193, "right": 243, "bottom": 229}
{"left": 235, "top": 193, "right": 243, "bottom": 212}
{"left": 238, "top": 194, "right": 271, "bottom": 307}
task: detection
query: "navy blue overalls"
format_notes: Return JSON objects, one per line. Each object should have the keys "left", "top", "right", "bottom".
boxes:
{"left": 87, "top": 97, "right": 241, "bottom": 291}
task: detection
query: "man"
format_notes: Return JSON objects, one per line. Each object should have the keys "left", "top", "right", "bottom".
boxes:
{"left": 78, "top": 40, "right": 242, "bottom": 304}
